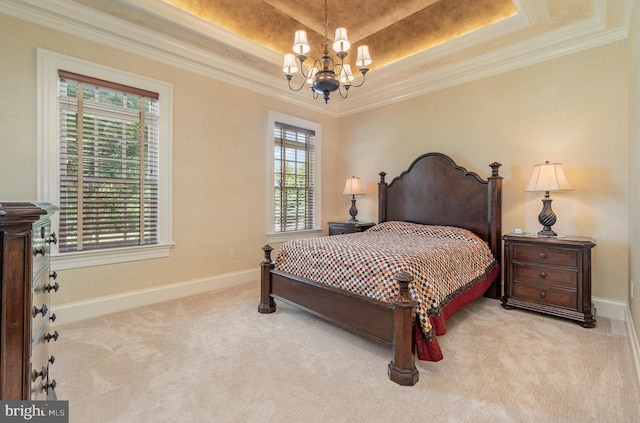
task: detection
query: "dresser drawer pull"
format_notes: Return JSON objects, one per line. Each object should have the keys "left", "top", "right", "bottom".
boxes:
{"left": 539, "top": 252, "right": 547, "bottom": 259}
{"left": 50, "top": 313, "right": 57, "bottom": 322}
{"left": 539, "top": 290, "right": 547, "bottom": 298}
{"left": 49, "top": 355, "right": 56, "bottom": 365}
{"left": 45, "top": 281, "right": 60, "bottom": 293}
{"left": 45, "top": 331, "right": 59, "bottom": 342}
{"left": 49, "top": 271, "right": 57, "bottom": 280}
{"left": 539, "top": 272, "right": 547, "bottom": 278}
{"left": 33, "top": 247, "right": 46, "bottom": 257}
{"left": 47, "top": 232, "right": 57, "bottom": 245}
{"left": 43, "top": 379, "right": 57, "bottom": 392}
{"left": 32, "top": 366, "right": 48, "bottom": 382}
{"left": 32, "top": 304, "right": 48, "bottom": 318}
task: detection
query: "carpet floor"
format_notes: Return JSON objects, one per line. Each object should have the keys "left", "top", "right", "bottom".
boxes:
{"left": 52, "top": 282, "right": 640, "bottom": 422}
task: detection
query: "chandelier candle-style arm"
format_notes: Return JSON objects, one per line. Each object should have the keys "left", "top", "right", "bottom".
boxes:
{"left": 282, "top": 0, "right": 372, "bottom": 103}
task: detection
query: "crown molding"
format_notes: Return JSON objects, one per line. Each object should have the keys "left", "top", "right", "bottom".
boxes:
{"left": 0, "top": 0, "right": 632, "bottom": 117}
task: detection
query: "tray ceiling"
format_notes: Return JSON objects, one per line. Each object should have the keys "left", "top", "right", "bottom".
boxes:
{"left": 1, "top": 0, "right": 632, "bottom": 115}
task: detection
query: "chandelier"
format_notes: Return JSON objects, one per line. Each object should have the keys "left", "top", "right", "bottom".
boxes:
{"left": 282, "top": 0, "right": 372, "bottom": 104}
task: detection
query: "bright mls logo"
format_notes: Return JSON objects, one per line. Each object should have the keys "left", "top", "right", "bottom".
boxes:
{"left": 1, "top": 401, "right": 68, "bottom": 422}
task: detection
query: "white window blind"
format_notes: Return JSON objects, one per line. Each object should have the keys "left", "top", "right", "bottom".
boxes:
{"left": 57, "top": 70, "right": 160, "bottom": 253}
{"left": 274, "top": 122, "right": 316, "bottom": 232}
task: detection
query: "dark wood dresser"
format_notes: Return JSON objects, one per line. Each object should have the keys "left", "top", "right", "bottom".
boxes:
{"left": 0, "top": 202, "right": 60, "bottom": 400}
{"left": 328, "top": 221, "right": 375, "bottom": 235}
{"left": 501, "top": 233, "right": 596, "bottom": 327}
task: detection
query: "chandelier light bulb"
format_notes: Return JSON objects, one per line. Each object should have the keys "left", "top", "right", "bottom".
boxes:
{"left": 356, "top": 46, "right": 372, "bottom": 68}
{"left": 339, "top": 64, "right": 354, "bottom": 83}
{"left": 333, "top": 28, "right": 350, "bottom": 53}
{"left": 282, "top": 53, "right": 298, "bottom": 74}
{"left": 292, "top": 30, "right": 310, "bottom": 55}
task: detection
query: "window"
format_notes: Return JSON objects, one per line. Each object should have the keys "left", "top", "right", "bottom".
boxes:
{"left": 274, "top": 122, "right": 315, "bottom": 232}
{"left": 57, "top": 71, "right": 159, "bottom": 253}
{"left": 38, "top": 50, "right": 173, "bottom": 270}
{"left": 267, "top": 112, "right": 321, "bottom": 243}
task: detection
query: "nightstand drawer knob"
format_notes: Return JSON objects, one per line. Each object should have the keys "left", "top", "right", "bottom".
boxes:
{"left": 539, "top": 271, "right": 547, "bottom": 278}
{"left": 539, "top": 252, "right": 547, "bottom": 259}
{"left": 539, "top": 290, "right": 547, "bottom": 298}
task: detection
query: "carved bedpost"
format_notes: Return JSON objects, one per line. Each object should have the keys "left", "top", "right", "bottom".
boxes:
{"left": 486, "top": 162, "right": 503, "bottom": 299}
{"left": 258, "top": 245, "right": 276, "bottom": 313}
{"left": 388, "top": 272, "right": 419, "bottom": 386}
{"left": 378, "top": 171, "right": 387, "bottom": 223}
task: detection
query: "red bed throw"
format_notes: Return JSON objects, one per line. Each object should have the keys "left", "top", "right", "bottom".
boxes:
{"left": 274, "top": 221, "right": 499, "bottom": 362}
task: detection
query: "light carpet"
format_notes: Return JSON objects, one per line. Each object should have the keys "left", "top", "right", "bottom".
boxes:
{"left": 52, "top": 282, "right": 640, "bottom": 422}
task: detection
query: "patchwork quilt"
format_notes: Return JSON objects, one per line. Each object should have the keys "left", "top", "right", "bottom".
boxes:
{"left": 274, "top": 221, "right": 498, "bottom": 358}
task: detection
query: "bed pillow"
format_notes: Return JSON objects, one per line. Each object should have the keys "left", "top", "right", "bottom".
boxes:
{"left": 366, "top": 221, "right": 478, "bottom": 242}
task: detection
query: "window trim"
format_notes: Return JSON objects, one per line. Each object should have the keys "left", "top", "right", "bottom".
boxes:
{"left": 37, "top": 49, "right": 173, "bottom": 270}
{"left": 266, "top": 112, "right": 321, "bottom": 244}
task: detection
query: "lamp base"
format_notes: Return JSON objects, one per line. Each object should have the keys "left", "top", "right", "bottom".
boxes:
{"left": 537, "top": 196, "right": 558, "bottom": 237}
{"left": 537, "top": 228, "right": 557, "bottom": 237}
{"left": 348, "top": 197, "right": 359, "bottom": 222}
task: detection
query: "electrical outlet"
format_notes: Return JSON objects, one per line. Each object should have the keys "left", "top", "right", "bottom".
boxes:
{"left": 229, "top": 248, "right": 235, "bottom": 258}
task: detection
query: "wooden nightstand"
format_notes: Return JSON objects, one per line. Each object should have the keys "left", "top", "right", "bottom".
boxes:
{"left": 328, "top": 221, "right": 375, "bottom": 235}
{"left": 501, "top": 233, "right": 596, "bottom": 327}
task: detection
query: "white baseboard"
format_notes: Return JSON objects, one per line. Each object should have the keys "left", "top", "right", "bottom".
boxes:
{"left": 592, "top": 296, "right": 640, "bottom": 387}
{"left": 593, "top": 296, "right": 627, "bottom": 321}
{"left": 52, "top": 268, "right": 259, "bottom": 325}
{"left": 625, "top": 305, "right": 640, "bottom": 389}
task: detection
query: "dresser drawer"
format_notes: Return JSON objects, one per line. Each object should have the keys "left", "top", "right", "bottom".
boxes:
{"left": 513, "top": 281, "right": 577, "bottom": 309}
{"left": 30, "top": 318, "right": 50, "bottom": 400}
{"left": 32, "top": 238, "right": 49, "bottom": 284}
{"left": 513, "top": 244, "right": 578, "bottom": 267}
{"left": 513, "top": 263, "right": 577, "bottom": 289}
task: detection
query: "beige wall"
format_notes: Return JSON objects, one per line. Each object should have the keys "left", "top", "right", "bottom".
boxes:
{"left": 338, "top": 41, "right": 630, "bottom": 303}
{"left": 0, "top": 11, "right": 634, "bottom": 329}
{"left": 0, "top": 13, "right": 341, "bottom": 304}
{"left": 630, "top": 4, "right": 640, "bottom": 348}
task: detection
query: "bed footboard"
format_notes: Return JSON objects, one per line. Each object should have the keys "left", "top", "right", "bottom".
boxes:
{"left": 388, "top": 272, "right": 419, "bottom": 386}
{"left": 258, "top": 245, "right": 276, "bottom": 314}
{"left": 258, "top": 244, "right": 419, "bottom": 386}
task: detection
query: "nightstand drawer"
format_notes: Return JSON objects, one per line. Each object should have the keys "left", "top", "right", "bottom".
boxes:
{"left": 502, "top": 234, "right": 596, "bottom": 327}
{"left": 513, "top": 263, "right": 577, "bottom": 289}
{"left": 513, "top": 244, "right": 577, "bottom": 267}
{"left": 513, "top": 282, "right": 577, "bottom": 309}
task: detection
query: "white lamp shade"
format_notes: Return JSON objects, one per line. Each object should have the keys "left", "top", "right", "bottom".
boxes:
{"left": 293, "top": 30, "right": 310, "bottom": 55}
{"left": 282, "top": 54, "right": 298, "bottom": 74}
{"left": 333, "top": 27, "right": 350, "bottom": 52}
{"left": 339, "top": 64, "right": 354, "bottom": 83}
{"left": 343, "top": 177, "right": 365, "bottom": 195}
{"left": 356, "top": 45, "right": 372, "bottom": 67}
{"left": 525, "top": 162, "right": 573, "bottom": 192}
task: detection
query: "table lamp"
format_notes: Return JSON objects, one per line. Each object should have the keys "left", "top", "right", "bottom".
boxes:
{"left": 525, "top": 161, "right": 573, "bottom": 236}
{"left": 343, "top": 176, "right": 365, "bottom": 222}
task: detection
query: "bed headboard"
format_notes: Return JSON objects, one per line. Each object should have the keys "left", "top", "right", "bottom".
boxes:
{"left": 378, "top": 153, "right": 503, "bottom": 297}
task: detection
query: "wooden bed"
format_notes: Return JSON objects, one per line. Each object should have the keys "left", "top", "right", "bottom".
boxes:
{"left": 259, "top": 153, "right": 503, "bottom": 386}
